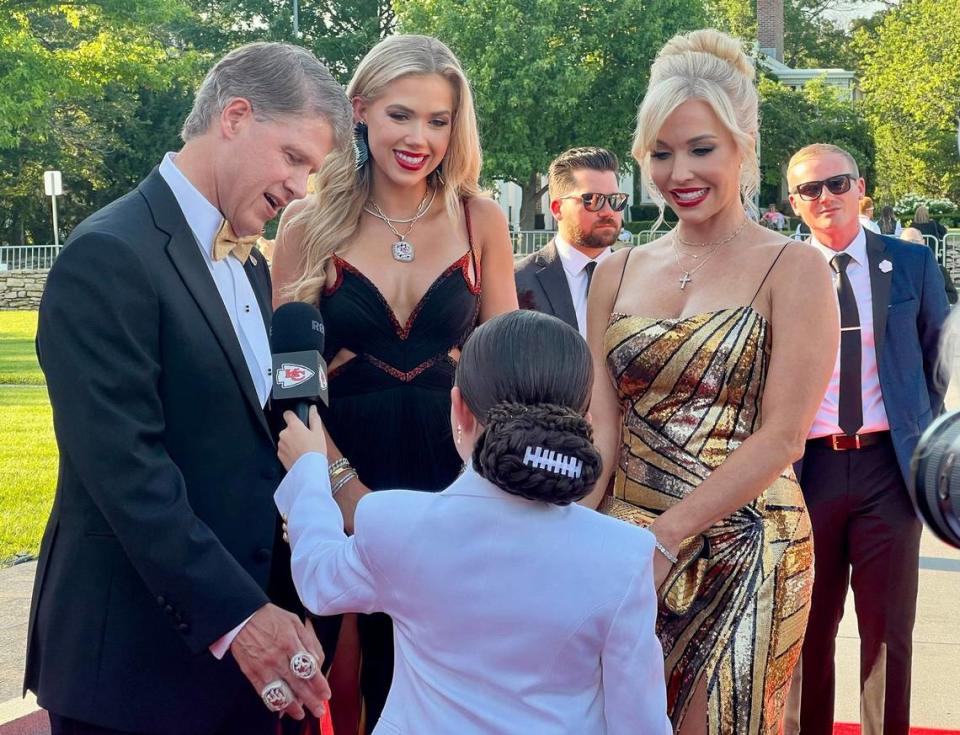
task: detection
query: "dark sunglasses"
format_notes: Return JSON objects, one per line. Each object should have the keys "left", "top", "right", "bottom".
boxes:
{"left": 791, "top": 174, "right": 857, "bottom": 201}
{"left": 560, "top": 192, "right": 630, "bottom": 212}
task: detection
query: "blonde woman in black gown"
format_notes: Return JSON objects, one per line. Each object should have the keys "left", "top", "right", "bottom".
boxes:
{"left": 584, "top": 30, "right": 839, "bottom": 734}
{"left": 271, "top": 35, "right": 517, "bottom": 733}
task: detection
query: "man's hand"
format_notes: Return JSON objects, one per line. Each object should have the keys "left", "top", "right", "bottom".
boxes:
{"left": 230, "top": 603, "right": 331, "bottom": 719}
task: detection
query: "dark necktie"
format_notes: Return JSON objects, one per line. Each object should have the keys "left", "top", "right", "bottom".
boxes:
{"left": 584, "top": 260, "right": 598, "bottom": 296}
{"left": 831, "top": 253, "right": 863, "bottom": 436}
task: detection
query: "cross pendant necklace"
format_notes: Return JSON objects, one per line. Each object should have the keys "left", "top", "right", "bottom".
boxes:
{"left": 679, "top": 272, "right": 692, "bottom": 290}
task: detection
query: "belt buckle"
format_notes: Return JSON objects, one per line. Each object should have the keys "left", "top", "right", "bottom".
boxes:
{"left": 830, "top": 434, "right": 861, "bottom": 450}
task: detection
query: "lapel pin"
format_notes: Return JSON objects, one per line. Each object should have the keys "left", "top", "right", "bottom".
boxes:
{"left": 249, "top": 253, "right": 258, "bottom": 267}
{"left": 879, "top": 259, "right": 892, "bottom": 273}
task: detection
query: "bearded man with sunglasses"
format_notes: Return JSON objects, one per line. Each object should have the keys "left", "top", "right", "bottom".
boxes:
{"left": 515, "top": 147, "right": 628, "bottom": 337}
{"left": 785, "top": 143, "right": 948, "bottom": 735}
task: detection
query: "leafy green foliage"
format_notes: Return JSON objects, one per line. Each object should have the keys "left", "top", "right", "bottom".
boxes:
{"left": 759, "top": 75, "right": 874, "bottom": 202}
{"left": 395, "top": 0, "right": 705, "bottom": 227}
{"left": 855, "top": 0, "right": 960, "bottom": 201}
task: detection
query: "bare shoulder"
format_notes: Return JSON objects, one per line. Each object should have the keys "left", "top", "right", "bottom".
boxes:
{"left": 770, "top": 238, "right": 829, "bottom": 279}
{"left": 466, "top": 195, "right": 508, "bottom": 232}
{"left": 466, "top": 195, "right": 511, "bottom": 258}
{"left": 277, "top": 197, "right": 312, "bottom": 243}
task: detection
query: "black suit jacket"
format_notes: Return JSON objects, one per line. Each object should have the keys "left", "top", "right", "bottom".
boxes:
{"left": 24, "top": 169, "right": 310, "bottom": 732}
{"left": 514, "top": 240, "right": 578, "bottom": 331}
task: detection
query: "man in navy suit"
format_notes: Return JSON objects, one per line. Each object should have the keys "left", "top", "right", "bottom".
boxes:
{"left": 25, "top": 43, "right": 351, "bottom": 734}
{"left": 786, "top": 143, "right": 948, "bottom": 735}
{"left": 514, "top": 147, "right": 628, "bottom": 338}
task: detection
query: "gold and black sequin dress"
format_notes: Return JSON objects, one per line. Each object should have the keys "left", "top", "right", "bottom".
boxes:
{"left": 602, "top": 305, "right": 813, "bottom": 734}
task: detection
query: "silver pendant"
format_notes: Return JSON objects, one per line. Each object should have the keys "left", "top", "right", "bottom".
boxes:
{"left": 392, "top": 239, "right": 415, "bottom": 263}
{"left": 679, "top": 272, "right": 691, "bottom": 290}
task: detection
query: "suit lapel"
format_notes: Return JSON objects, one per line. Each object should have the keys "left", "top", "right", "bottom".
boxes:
{"left": 865, "top": 230, "right": 892, "bottom": 362}
{"left": 140, "top": 171, "right": 273, "bottom": 442}
{"left": 244, "top": 254, "right": 272, "bottom": 334}
{"left": 535, "top": 241, "right": 578, "bottom": 329}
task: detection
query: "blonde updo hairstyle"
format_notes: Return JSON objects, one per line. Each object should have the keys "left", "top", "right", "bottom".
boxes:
{"left": 632, "top": 29, "right": 760, "bottom": 229}
{"left": 288, "top": 35, "right": 483, "bottom": 304}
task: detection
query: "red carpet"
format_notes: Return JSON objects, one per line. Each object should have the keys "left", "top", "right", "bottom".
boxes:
{"left": 834, "top": 726, "right": 960, "bottom": 734}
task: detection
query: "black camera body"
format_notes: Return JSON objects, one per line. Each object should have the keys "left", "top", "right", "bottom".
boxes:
{"left": 911, "top": 409, "right": 960, "bottom": 548}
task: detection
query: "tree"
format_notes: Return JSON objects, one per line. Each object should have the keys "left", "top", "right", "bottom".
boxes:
{"left": 758, "top": 75, "right": 874, "bottom": 203}
{"left": 394, "top": 0, "right": 705, "bottom": 228}
{"left": 182, "top": 0, "right": 394, "bottom": 83}
{"left": 855, "top": 0, "right": 960, "bottom": 202}
{"left": 0, "top": 1, "right": 202, "bottom": 246}
{"left": 706, "top": 0, "right": 872, "bottom": 70}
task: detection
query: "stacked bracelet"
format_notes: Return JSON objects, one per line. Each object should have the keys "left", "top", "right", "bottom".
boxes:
{"left": 331, "top": 470, "right": 358, "bottom": 497}
{"left": 328, "top": 457, "right": 351, "bottom": 476}
{"left": 654, "top": 538, "right": 679, "bottom": 565}
{"left": 328, "top": 457, "right": 358, "bottom": 497}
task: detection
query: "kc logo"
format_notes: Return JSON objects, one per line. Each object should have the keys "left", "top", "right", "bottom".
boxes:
{"left": 275, "top": 363, "right": 316, "bottom": 389}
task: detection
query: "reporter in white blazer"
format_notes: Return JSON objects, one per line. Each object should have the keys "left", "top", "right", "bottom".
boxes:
{"left": 275, "top": 310, "right": 670, "bottom": 734}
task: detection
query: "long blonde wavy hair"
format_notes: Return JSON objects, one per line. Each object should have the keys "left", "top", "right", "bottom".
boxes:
{"left": 288, "top": 35, "right": 484, "bottom": 304}
{"left": 632, "top": 29, "right": 760, "bottom": 230}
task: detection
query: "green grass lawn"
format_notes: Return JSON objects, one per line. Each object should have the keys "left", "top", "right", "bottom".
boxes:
{"left": 0, "top": 310, "right": 55, "bottom": 563}
{"left": 0, "top": 386, "right": 56, "bottom": 563}
{"left": 0, "top": 310, "right": 43, "bottom": 385}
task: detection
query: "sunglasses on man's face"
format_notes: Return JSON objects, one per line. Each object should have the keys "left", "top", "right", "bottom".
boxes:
{"left": 560, "top": 192, "right": 630, "bottom": 212}
{"left": 791, "top": 174, "right": 857, "bottom": 201}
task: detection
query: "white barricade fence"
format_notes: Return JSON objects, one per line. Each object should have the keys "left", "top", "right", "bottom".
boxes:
{"left": 0, "top": 245, "right": 62, "bottom": 271}
{"left": 512, "top": 230, "right": 671, "bottom": 257}
{"left": 943, "top": 233, "right": 960, "bottom": 282}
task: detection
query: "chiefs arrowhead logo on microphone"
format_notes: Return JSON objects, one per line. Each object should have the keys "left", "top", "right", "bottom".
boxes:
{"left": 275, "top": 363, "right": 316, "bottom": 389}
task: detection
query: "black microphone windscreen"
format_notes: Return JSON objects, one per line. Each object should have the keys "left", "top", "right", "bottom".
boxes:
{"left": 271, "top": 302, "right": 325, "bottom": 355}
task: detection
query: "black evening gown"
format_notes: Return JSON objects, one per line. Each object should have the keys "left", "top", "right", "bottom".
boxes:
{"left": 316, "top": 204, "right": 481, "bottom": 732}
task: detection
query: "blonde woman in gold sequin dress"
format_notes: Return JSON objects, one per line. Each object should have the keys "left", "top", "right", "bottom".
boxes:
{"left": 583, "top": 30, "right": 839, "bottom": 735}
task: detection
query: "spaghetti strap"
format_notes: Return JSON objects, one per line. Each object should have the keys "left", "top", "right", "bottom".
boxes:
{"left": 749, "top": 242, "right": 790, "bottom": 308}
{"left": 463, "top": 198, "right": 479, "bottom": 282}
{"left": 613, "top": 247, "right": 632, "bottom": 306}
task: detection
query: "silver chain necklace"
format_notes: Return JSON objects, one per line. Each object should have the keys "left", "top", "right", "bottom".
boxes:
{"left": 671, "top": 218, "right": 746, "bottom": 290}
{"left": 363, "top": 188, "right": 438, "bottom": 263}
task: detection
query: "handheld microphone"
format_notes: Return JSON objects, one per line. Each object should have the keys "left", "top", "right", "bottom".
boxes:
{"left": 270, "top": 302, "right": 329, "bottom": 426}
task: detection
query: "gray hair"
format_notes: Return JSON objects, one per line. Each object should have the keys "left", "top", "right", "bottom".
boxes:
{"left": 181, "top": 42, "right": 352, "bottom": 147}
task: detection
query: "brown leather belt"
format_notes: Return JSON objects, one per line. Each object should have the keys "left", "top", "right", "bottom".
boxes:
{"left": 807, "top": 430, "right": 890, "bottom": 451}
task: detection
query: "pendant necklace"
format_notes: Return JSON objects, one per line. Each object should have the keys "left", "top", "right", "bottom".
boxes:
{"left": 671, "top": 217, "right": 748, "bottom": 290}
{"left": 364, "top": 188, "right": 438, "bottom": 263}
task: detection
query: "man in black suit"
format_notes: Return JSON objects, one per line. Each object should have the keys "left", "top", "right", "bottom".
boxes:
{"left": 514, "top": 147, "right": 628, "bottom": 337}
{"left": 785, "top": 144, "right": 948, "bottom": 735}
{"left": 24, "top": 43, "right": 352, "bottom": 734}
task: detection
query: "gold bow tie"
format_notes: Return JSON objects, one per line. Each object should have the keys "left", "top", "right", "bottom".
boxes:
{"left": 212, "top": 220, "right": 260, "bottom": 264}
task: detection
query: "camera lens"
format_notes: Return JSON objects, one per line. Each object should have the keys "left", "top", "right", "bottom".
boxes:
{"left": 911, "top": 410, "right": 960, "bottom": 548}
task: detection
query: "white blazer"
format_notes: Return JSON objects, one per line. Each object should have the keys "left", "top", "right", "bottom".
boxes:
{"left": 276, "top": 454, "right": 670, "bottom": 735}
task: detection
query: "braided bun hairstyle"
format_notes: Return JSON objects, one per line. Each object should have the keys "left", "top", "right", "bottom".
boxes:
{"left": 631, "top": 29, "right": 760, "bottom": 228}
{"left": 456, "top": 310, "right": 601, "bottom": 505}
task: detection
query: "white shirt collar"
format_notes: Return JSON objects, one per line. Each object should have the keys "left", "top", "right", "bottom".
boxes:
{"left": 810, "top": 226, "right": 868, "bottom": 267}
{"left": 158, "top": 152, "right": 224, "bottom": 260}
{"left": 554, "top": 234, "right": 612, "bottom": 277}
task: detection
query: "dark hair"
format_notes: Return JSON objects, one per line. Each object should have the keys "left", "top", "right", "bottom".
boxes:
{"left": 548, "top": 147, "right": 619, "bottom": 201}
{"left": 455, "top": 310, "right": 602, "bottom": 504}
{"left": 878, "top": 205, "right": 898, "bottom": 235}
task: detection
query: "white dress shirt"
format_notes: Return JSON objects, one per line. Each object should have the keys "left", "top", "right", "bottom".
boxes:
{"left": 859, "top": 215, "right": 881, "bottom": 234}
{"left": 158, "top": 153, "right": 271, "bottom": 658}
{"left": 159, "top": 153, "right": 271, "bottom": 407}
{"left": 276, "top": 455, "right": 671, "bottom": 735}
{"left": 554, "top": 236, "right": 613, "bottom": 337}
{"left": 809, "top": 227, "right": 890, "bottom": 438}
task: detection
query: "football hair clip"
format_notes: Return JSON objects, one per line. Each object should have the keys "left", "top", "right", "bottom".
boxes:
{"left": 522, "top": 446, "right": 583, "bottom": 478}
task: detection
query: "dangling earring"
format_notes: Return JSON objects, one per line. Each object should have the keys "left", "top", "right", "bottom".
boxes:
{"left": 353, "top": 121, "right": 370, "bottom": 170}
{"left": 431, "top": 161, "right": 446, "bottom": 188}
{"left": 456, "top": 424, "right": 463, "bottom": 445}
